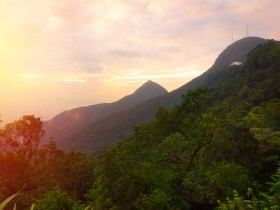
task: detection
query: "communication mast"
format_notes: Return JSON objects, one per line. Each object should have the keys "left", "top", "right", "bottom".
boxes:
{"left": 247, "top": 25, "right": 249, "bottom": 37}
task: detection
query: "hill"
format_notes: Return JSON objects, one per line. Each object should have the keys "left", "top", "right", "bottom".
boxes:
{"left": 43, "top": 80, "right": 167, "bottom": 144}
{"left": 85, "top": 40, "right": 280, "bottom": 209}
{"left": 59, "top": 37, "right": 268, "bottom": 151}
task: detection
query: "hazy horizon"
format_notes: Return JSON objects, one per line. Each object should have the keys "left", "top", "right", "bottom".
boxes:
{"left": 1, "top": 0, "right": 279, "bottom": 124}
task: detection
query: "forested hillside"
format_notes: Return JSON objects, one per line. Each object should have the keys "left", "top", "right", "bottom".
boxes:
{"left": 0, "top": 40, "right": 279, "bottom": 209}
{"left": 60, "top": 37, "right": 268, "bottom": 152}
{"left": 82, "top": 40, "right": 280, "bottom": 209}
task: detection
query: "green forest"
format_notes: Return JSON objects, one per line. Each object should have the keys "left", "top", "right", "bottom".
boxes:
{"left": 0, "top": 41, "right": 280, "bottom": 209}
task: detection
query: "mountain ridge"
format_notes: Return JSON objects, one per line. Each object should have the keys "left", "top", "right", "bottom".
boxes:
{"left": 43, "top": 80, "right": 167, "bottom": 144}
{"left": 58, "top": 37, "right": 269, "bottom": 151}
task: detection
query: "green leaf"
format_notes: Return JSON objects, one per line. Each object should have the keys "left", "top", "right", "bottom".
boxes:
{"left": 30, "top": 204, "right": 35, "bottom": 210}
{"left": 247, "top": 204, "right": 253, "bottom": 209}
{"left": 0, "top": 194, "right": 17, "bottom": 210}
{"left": 247, "top": 188, "right": 252, "bottom": 197}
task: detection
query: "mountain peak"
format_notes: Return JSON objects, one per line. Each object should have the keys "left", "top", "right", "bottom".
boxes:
{"left": 145, "top": 80, "right": 153, "bottom": 84}
{"left": 210, "top": 37, "right": 267, "bottom": 72}
{"left": 134, "top": 80, "right": 168, "bottom": 96}
{"left": 43, "top": 80, "right": 167, "bottom": 146}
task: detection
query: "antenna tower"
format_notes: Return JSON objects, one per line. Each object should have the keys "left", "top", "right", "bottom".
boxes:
{"left": 247, "top": 25, "right": 249, "bottom": 37}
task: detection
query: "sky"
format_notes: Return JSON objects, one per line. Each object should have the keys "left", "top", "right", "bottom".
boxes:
{"left": 0, "top": 0, "right": 279, "bottom": 124}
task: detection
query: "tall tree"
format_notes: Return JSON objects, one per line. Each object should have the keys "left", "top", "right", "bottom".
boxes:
{"left": 0, "top": 115, "right": 45, "bottom": 163}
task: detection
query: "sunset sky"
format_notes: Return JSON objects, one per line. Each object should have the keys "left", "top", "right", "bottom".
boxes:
{"left": 0, "top": 0, "right": 279, "bottom": 123}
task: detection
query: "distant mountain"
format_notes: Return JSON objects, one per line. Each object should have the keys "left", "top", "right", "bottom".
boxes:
{"left": 56, "top": 37, "right": 269, "bottom": 152}
{"left": 43, "top": 80, "right": 167, "bottom": 145}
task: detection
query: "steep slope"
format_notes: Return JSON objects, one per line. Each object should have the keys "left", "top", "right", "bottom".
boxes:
{"left": 165, "top": 37, "right": 268, "bottom": 107}
{"left": 210, "top": 39, "right": 280, "bottom": 104}
{"left": 43, "top": 80, "right": 167, "bottom": 144}
{"left": 58, "top": 37, "right": 269, "bottom": 151}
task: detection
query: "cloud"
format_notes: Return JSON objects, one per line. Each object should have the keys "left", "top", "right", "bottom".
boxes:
{"left": 109, "top": 49, "right": 142, "bottom": 58}
{"left": 113, "top": 70, "right": 203, "bottom": 80}
{"left": 0, "top": 0, "right": 279, "bottom": 122}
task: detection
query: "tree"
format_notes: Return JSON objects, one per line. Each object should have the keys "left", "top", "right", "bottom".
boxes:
{"left": 35, "top": 188, "right": 84, "bottom": 210}
{"left": 159, "top": 88, "right": 216, "bottom": 171}
{"left": 244, "top": 99, "right": 280, "bottom": 146}
{"left": 47, "top": 151, "right": 95, "bottom": 200}
{"left": 0, "top": 115, "right": 51, "bottom": 208}
{"left": 0, "top": 115, "right": 45, "bottom": 163}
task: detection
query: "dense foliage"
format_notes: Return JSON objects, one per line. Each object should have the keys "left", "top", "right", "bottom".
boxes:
{"left": 0, "top": 40, "right": 279, "bottom": 209}
{"left": 211, "top": 40, "right": 280, "bottom": 105}
{"left": 0, "top": 116, "right": 95, "bottom": 209}
{"left": 84, "top": 93, "right": 279, "bottom": 209}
